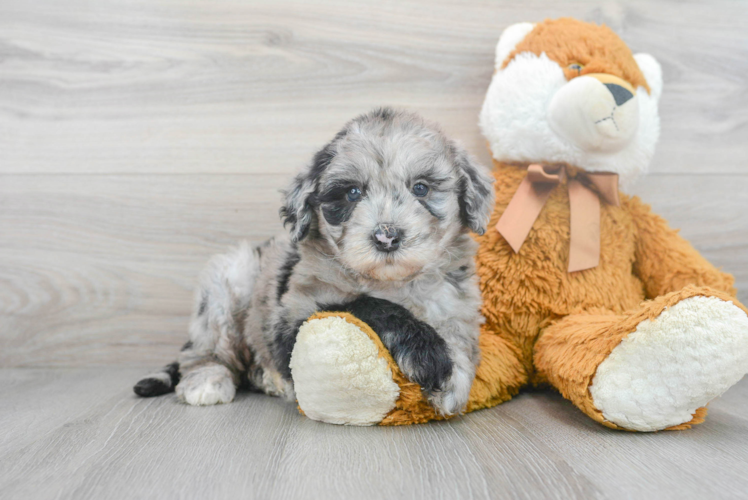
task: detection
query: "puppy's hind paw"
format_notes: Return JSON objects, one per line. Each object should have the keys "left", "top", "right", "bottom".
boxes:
{"left": 176, "top": 364, "right": 236, "bottom": 406}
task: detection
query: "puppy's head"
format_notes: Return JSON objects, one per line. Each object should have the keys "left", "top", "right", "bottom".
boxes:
{"left": 281, "top": 108, "right": 494, "bottom": 281}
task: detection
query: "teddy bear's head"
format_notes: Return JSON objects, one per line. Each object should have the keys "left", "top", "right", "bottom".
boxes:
{"left": 479, "top": 18, "right": 663, "bottom": 187}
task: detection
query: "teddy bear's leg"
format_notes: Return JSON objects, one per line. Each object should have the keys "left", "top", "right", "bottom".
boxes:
{"left": 290, "top": 312, "right": 401, "bottom": 425}
{"left": 534, "top": 286, "right": 748, "bottom": 431}
{"left": 463, "top": 323, "right": 528, "bottom": 413}
{"left": 290, "top": 311, "right": 463, "bottom": 426}
{"left": 291, "top": 313, "right": 528, "bottom": 425}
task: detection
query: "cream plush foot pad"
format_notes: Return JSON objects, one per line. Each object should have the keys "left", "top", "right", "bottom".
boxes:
{"left": 590, "top": 296, "right": 748, "bottom": 431}
{"left": 290, "top": 316, "right": 400, "bottom": 425}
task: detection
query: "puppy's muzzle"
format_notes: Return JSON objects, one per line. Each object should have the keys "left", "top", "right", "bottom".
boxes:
{"left": 372, "top": 224, "right": 401, "bottom": 253}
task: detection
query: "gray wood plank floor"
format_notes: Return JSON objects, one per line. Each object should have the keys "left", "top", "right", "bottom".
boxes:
{"left": 2, "top": 0, "right": 748, "bottom": 498}
{"left": 1, "top": 368, "right": 748, "bottom": 500}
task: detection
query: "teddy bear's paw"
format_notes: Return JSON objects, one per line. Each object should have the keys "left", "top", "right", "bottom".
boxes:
{"left": 290, "top": 316, "right": 400, "bottom": 425}
{"left": 176, "top": 364, "right": 236, "bottom": 406}
{"left": 589, "top": 296, "right": 748, "bottom": 431}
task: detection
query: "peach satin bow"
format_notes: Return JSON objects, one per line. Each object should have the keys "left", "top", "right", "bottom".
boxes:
{"left": 495, "top": 164, "right": 620, "bottom": 273}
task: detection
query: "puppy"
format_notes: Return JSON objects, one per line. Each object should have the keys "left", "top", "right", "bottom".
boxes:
{"left": 134, "top": 108, "right": 495, "bottom": 416}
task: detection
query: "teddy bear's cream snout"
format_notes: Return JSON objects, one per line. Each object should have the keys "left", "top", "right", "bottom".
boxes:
{"left": 547, "top": 73, "right": 640, "bottom": 153}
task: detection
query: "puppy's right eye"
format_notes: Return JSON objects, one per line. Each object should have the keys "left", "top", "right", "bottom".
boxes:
{"left": 412, "top": 183, "right": 429, "bottom": 197}
{"left": 347, "top": 187, "right": 362, "bottom": 202}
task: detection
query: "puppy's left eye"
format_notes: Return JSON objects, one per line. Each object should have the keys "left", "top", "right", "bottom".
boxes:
{"left": 347, "top": 186, "right": 362, "bottom": 202}
{"left": 412, "top": 183, "right": 429, "bottom": 197}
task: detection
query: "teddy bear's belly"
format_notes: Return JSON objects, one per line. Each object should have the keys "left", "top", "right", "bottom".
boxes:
{"left": 479, "top": 244, "right": 645, "bottom": 319}
{"left": 477, "top": 194, "right": 646, "bottom": 373}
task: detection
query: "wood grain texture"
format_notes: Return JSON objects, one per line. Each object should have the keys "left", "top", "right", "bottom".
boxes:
{"left": 1, "top": 1, "right": 748, "bottom": 496}
{"left": 1, "top": 174, "right": 746, "bottom": 367}
{"left": 2, "top": 0, "right": 747, "bottom": 368}
{"left": 1, "top": 0, "right": 747, "bottom": 175}
{"left": 1, "top": 368, "right": 747, "bottom": 500}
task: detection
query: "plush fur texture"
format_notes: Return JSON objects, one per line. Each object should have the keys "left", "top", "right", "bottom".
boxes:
{"left": 294, "top": 312, "right": 464, "bottom": 426}
{"left": 134, "top": 108, "right": 494, "bottom": 417}
{"left": 290, "top": 314, "right": 400, "bottom": 425}
{"left": 480, "top": 18, "right": 662, "bottom": 188}
{"left": 318, "top": 296, "right": 454, "bottom": 396}
{"left": 501, "top": 19, "right": 650, "bottom": 91}
{"left": 290, "top": 18, "right": 748, "bottom": 430}
{"left": 535, "top": 286, "right": 748, "bottom": 431}
{"left": 589, "top": 295, "right": 748, "bottom": 431}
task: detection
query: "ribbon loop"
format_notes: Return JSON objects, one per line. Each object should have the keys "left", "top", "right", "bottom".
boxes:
{"left": 586, "top": 172, "right": 620, "bottom": 207}
{"left": 495, "top": 164, "right": 620, "bottom": 272}
{"left": 526, "top": 163, "right": 566, "bottom": 184}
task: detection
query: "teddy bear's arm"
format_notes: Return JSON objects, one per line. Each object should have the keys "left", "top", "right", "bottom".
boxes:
{"left": 627, "top": 195, "right": 736, "bottom": 298}
{"left": 317, "top": 296, "right": 454, "bottom": 393}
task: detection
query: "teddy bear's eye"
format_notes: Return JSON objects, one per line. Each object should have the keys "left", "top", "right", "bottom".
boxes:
{"left": 568, "top": 63, "right": 584, "bottom": 75}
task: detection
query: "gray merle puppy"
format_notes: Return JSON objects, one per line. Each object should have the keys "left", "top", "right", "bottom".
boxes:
{"left": 134, "top": 108, "right": 494, "bottom": 416}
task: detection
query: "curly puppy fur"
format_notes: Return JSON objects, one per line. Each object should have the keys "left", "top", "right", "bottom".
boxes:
{"left": 133, "top": 108, "right": 495, "bottom": 416}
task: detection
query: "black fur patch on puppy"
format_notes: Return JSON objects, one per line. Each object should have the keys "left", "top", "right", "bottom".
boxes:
{"left": 445, "top": 265, "right": 470, "bottom": 291}
{"left": 319, "top": 296, "right": 453, "bottom": 392}
{"left": 276, "top": 244, "right": 301, "bottom": 304}
{"left": 318, "top": 181, "right": 362, "bottom": 226}
{"left": 417, "top": 199, "right": 445, "bottom": 220}
{"left": 197, "top": 292, "right": 208, "bottom": 316}
{"left": 280, "top": 129, "right": 349, "bottom": 241}
{"left": 272, "top": 316, "right": 307, "bottom": 380}
{"left": 133, "top": 362, "right": 180, "bottom": 397}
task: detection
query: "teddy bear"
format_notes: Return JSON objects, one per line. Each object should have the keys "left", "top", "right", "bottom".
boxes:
{"left": 288, "top": 18, "right": 748, "bottom": 431}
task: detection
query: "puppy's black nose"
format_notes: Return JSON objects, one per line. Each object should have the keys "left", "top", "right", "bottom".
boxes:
{"left": 372, "top": 224, "right": 401, "bottom": 253}
{"left": 604, "top": 83, "right": 634, "bottom": 106}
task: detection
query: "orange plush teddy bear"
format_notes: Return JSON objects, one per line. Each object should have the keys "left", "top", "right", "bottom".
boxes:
{"left": 289, "top": 18, "right": 748, "bottom": 431}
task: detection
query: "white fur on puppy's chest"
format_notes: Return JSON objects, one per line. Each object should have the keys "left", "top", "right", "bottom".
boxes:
{"left": 590, "top": 296, "right": 748, "bottom": 431}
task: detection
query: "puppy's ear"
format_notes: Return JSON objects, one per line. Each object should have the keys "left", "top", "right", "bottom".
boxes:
{"left": 453, "top": 145, "right": 495, "bottom": 235}
{"left": 280, "top": 136, "right": 340, "bottom": 242}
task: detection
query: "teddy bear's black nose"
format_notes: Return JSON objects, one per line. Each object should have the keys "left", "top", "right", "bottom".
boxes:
{"left": 605, "top": 83, "right": 634, "bottom": 106}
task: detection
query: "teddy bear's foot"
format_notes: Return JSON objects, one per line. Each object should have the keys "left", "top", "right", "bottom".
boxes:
{"left": 589, "top": 296, "right": 748, "bottom": 431}
{"left": 290, "top": 314, "right": 400, "bottom": 425}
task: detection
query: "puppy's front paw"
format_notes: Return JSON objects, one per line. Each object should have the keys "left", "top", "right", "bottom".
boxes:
{"left": 382, "top": 319, "right": 461, "bottom": 415}
{"left": 176, "top": 364, "right": 236, "bottom": 406}
{"left": 427, "top": 365, "right": 474, "bottom": 416}
{"left": 397, "top": 345, "right": 452, "bottom": 393}
{"left": 395, "top": 338, "right": 461, "bottom": 415}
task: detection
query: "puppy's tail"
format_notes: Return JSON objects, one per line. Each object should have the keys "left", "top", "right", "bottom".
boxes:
{"left": 133, "top": 361, "right": 180, "bottom": 397}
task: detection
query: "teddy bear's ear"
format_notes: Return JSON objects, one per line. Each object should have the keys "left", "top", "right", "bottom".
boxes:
{"left": 635, "top": 53, "right": 663, "bottom": 101}
{"left": 494, "top": 22, "right": 536, "bottom": 70}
